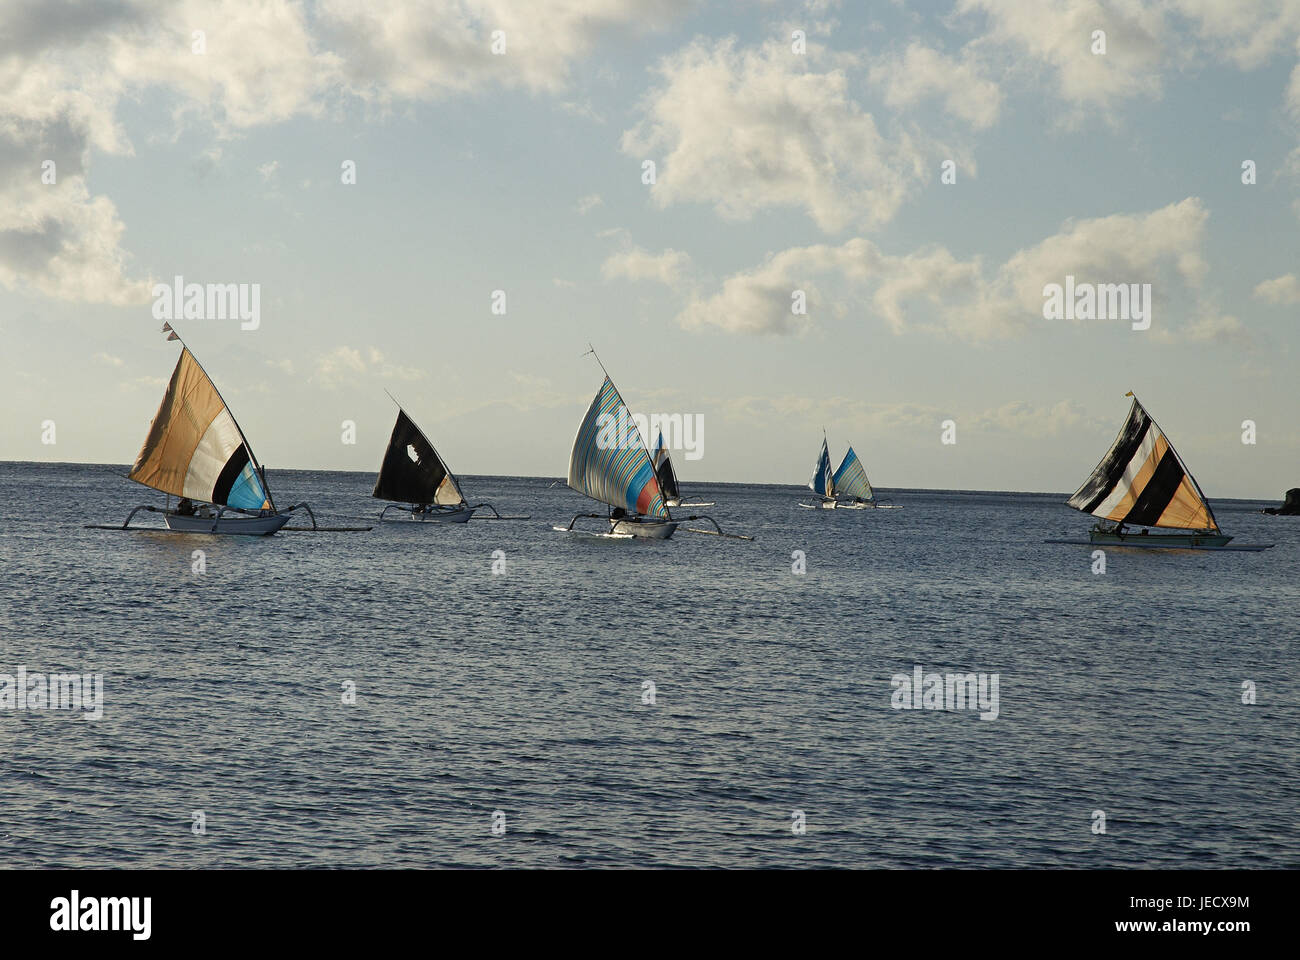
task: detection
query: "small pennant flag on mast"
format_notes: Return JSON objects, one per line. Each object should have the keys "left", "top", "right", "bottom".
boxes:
{"left": 162, "top": 322, "right": 180, "bottom": 342}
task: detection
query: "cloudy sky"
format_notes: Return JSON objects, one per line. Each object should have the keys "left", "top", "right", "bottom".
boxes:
{"left": 2, "top": 0, "right": 1298, "bottom": 496}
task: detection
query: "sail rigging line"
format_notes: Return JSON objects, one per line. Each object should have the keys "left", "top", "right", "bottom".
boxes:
{"left": 159, "top": 324, "right": 275, "bottom": 511}
{"left": 582, "top": 343, "right": 610, "bottom": 379}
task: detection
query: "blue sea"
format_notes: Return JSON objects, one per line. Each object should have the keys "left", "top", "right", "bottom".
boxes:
{"left": 1, "top": 461, "right": 1296, "bottom": 868}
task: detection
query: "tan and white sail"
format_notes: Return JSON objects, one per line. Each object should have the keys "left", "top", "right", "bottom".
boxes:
{"left": 128, "top": 342, "right": 272, "bottom": 511}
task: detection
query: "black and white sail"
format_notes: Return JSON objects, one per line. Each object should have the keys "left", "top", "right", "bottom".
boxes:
{"left": 651, "top": 431, "right": 681, "bottom": 503}
{"left": 372, "top": 409, "right": 465, "bottom": 507}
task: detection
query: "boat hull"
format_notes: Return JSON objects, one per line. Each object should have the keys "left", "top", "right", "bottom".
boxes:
{"left": 164, "top": 512, "right": 291, "bottom": 536}
{"left": 611, "top": 518, "right": 679, "bottom": 539}
{"left": 665, "top": 499, "right": 715, "bottom": 508}
{"left": 1088, "top": 530, "right": 1233, "bottom": 548}
{"left": 799, "top": 499, "right": 882, "bottom": 510}
{"left": 1047, "top": 537, "right": 1271, "bottom": 551}
{"left": 383, "top": 505, "right": 475, "bottom": 524}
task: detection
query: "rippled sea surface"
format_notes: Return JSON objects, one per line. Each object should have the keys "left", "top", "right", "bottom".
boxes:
{"left": 1, "top": 461, "right": 1297, "bottom": 868}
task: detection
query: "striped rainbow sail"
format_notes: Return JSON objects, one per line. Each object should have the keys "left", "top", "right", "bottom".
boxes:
{"left": 810, "top": 437, "right": 834, "bottom": 497}
{"left": 1066, "top": 393, "right": 1218, "bottom": 531}
{"left": 128, "top": 346, "right": 272, "bottom": 511}
{"left": 568, "top": 376, "right": 668, "bottom": 518}
{"left": 832, "top": 446, "right": 874, "bottom": 501}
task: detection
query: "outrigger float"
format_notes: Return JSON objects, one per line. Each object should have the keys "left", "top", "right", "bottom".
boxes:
{"left": 371, "top": 397, "right": 528, "bottom": 524}
{"left": 87, "top": 325, "right": 360, "bottom": 535}
{"left": 1046, "top": 392, "right": 1273, "bottom": 552}
{"left": 799, "top": 433, "right": 900, "bottom": 510}
{"left": 556, "top": 347, "right": 752, "bottom": 540}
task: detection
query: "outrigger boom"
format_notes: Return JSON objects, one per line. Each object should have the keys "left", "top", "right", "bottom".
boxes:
{"left": 88, "top": 500, "right": 371, "bottom": 533}
{"left": 556, "top": 511, "right": 753, "bottom": 540}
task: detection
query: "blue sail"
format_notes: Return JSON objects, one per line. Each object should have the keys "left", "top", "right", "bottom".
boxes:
{"left": 809, "top": 438, "right": 834, "bottom": 497}
{"left": 832, "top": 446, "right": 873, "bottom": 501}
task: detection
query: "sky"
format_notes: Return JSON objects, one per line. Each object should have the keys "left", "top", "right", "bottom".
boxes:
{"left": 1, "top": 0, "right": 1298, "bottom": 497}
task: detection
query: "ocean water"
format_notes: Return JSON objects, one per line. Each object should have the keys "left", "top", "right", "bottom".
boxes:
{"left": 0, "top": 461, "right": 1296, "bottom": 869}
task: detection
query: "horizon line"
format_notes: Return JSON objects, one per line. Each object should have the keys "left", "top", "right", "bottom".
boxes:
{"left": 1, "top": 458, "right": 1288, "bottom": 503}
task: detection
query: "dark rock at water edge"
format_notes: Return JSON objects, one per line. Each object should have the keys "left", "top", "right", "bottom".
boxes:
{"left": 1262, "top": 488, "right": 1300, "bottom": 515}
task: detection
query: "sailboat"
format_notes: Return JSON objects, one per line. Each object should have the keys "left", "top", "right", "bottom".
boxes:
{"left": 117, "top": 325, "right": 307, "bottom": 535}
{"left": 800, "top": 435, "right": 891, "bottom": 509}
{"left": 1054, "top": 392, "right": 1271, "bottom": 551}
{"left": 371, "top": 401, "right": 529, "bottom": 523}
{"left": 372, "top": 407, "right": 475, "bottom": 522}
{"left": 560, "top": 370, "right": 678, "bottom": 539}
{"left": 650, "top": 431, "right": 713, "bottom": 508}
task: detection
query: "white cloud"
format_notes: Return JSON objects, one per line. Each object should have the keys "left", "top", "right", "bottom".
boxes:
{"left": 984, "top": 196, "right": 1210, "bottom": 333}
{"left": 1253, "top": 272, "right": 1300, "bottom": 304}
{"left": 1290, "top": 48, "right": 1300, "bottom": 121}
{"left": 558, "top": 99, "right": 605, "bottom": 123}
{"left": 1165, "top": 0, "right": 1300, "bottom": 71}
{"left": 0, "top": 0, "right": 334, "bottom": 304}
{"left": 93, "top": 351, "right": 124, "bottom": 367}
{"left": 0, "top": 0, "right": 692, "bottom": 306}
{"left": 258, "top": 160, "right": 280, "bottom": 181}
{"left": 676, "top": 239, "right": 875, "bottom": 336}
{"left": 869, "top": 42, "right": 1003, "bottom": 129}
{"left": 1163, "top": 312, "right": 1246, "bottom": 344}
{"left": 601, "top": 245, "right": 692, "bottom": 286}
{"left": 676, "top": 197, "right": 1213, "bottom": 341}
{"left": 313, "top": 344, "right": 424, "bottom": 387}
{"left": 622, "top": 37, "right": 930, "bottom": 232}
{"left": 317, "top": 0, "right": 692, "bottom": 99}
{"left": 970, "top": 399, "right": 1097, "bottom": 437}
{"left": 957, "top": 0, "right": 1167, "bottom": 110}
{"left": 718, "top": 392, "right": 1099, "bottom": 440}
{"left": 315, "top": 345, "right": 367, "bottom": 382}
{"left": 576, "top": 193, "right": 603, "bottom": 214}
{"left": 958, "top": 0, "right": 1300, "bottom": 118}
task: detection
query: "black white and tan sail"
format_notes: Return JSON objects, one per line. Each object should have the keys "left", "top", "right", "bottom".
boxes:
{"left": 1065, "top": 392, "right": 1230, "bottom": 547}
